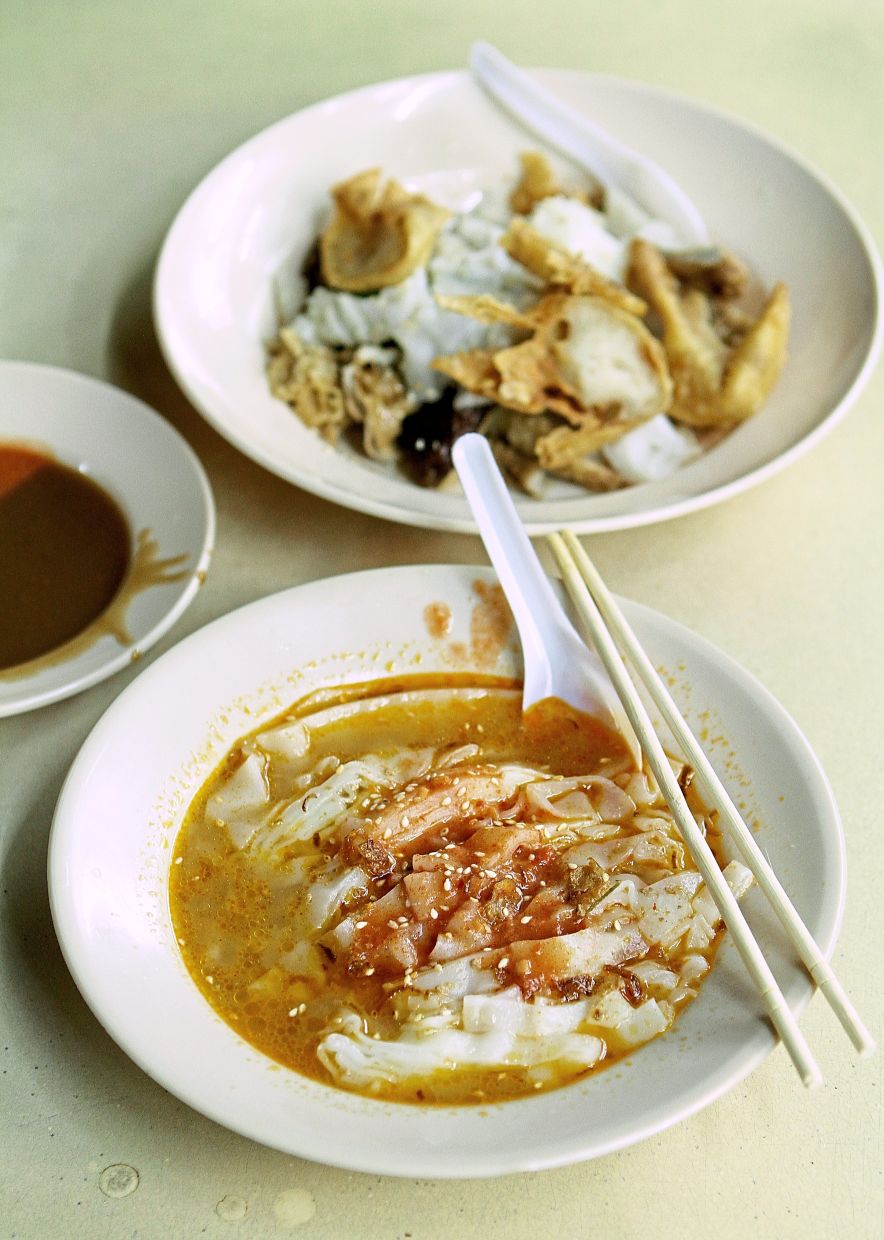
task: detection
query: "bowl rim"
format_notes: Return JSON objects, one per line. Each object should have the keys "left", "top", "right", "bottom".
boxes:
{"left": 47, "top": 565, "right": 846, "bottom": 1176}
{"left": 153, "top": 66, "right": 883, "bottom": 535}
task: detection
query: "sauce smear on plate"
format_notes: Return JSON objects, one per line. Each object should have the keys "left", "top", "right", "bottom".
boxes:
{"left": 0, "top": 444, "right": 130, "bottom": 670}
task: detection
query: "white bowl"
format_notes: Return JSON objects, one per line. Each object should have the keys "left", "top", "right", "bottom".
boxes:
{"left": 0, "top": 362, "right": 215, "bottom": 715}
{"left": 154, "top": 69, "right": 881, "bottom": 534}
{"left": 48, "top": 565, "right": 844, "bottom": 1177}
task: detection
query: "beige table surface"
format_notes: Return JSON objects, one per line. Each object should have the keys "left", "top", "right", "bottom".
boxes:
{"left": 2, "top": 1, "right": 882, "bottom": 1236}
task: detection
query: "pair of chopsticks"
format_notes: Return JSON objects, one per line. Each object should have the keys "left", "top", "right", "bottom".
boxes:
{"left": 547, "top": 528, "right": 875, "bottom": 1088}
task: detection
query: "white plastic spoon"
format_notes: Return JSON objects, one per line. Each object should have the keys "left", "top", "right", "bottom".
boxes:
{"left": 469, "top": 41, "right": 709, "bottom": 248}
{"left": 452, "top": 432, "right": 641, "bottom": 763}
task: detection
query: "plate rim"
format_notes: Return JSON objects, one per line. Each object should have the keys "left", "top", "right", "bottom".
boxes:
{"left": 0, "top": 359, "right": 216, "bottom": 715}
{"left": 47, "top": 564, "right": 846, "bottom": 1176}
{"left": 153, "top": 67, "right": 883, "bottom": 535}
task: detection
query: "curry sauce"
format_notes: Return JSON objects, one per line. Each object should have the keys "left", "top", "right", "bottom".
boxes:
{"left": 0, "top": 443, "right": 130, "bottom": 670}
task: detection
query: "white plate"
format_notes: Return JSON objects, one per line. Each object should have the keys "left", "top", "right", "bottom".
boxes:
{"left": 154, "top": 69, "right": 881, "bottom": 534}
{"left": 49, "top": 565, "right": 844, "bottom": 1177}
{"left": 0, "top": 362, "right": 215, "bottom": 715}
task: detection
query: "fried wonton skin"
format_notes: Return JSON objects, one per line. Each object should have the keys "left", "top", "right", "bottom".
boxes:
{"left": 665, "top": 247, "right": 748, "bottom": 300}
{"left": 627, "top": 238, "right": 789, "bottom": 428}
{"left": 510, "top": 150, "right": 604, "bottom": 215}
{"left": 501, "top": 217, "right": 647, "bottom": 317}
{"left": 534, "top": 416, "right": 647, "bottom": 470}
{"left": 433, "top": 291, "right": 671, "bottom": 430}
{"left": 319, "top": 169, "right": 451, "bottom": 293}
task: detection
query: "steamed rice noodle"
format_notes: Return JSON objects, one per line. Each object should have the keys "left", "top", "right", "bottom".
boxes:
{"left": 170, "top": 677, "right": 751, "bottom": 1105}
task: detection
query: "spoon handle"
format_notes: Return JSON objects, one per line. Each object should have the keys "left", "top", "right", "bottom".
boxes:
{"left": 452, "top": 433, "right": 568, "bottom": 663}
{"left": 469, "top": 41, "right": 709, "bottom": 247}
{"left": 453, "top": 434, "right": 641, "bottom": 764}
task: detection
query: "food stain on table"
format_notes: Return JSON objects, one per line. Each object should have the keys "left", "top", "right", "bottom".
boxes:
{"left": 215, "top": 1193, "right": 249, "bottom": 1221}
{"left": 97, "top": 1163, "right": 140, "bottom": 1199}
{"left": 272, "top": 1187, "right": 316, "bottom": 1228}
{"left": 0, "top": 442, "right": 191, "bottom": 678}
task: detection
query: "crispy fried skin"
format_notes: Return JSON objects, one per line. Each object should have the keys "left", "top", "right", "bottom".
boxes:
{"left": 433, "top": 291, "right": 670, "bottom": 431}
{"left": 319, "top": 168, "right": 451, "bottom": 293}
{"left": 501, "top": 217, "right": 647, "bottom": 316}
{"left": 266, "top": 329, "right": 346, "bottom": 442}
{"left": 627, "top": 238, "right": 790, "bottom": 428}
{"left": 510, "top": 150, "right": 605, "bottom": 214}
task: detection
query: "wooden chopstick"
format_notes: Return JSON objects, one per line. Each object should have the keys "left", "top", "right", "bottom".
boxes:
{"left": 553, "top": 529, "right": 875, "bottom": 1060}
{"left": 547, "top": 531, "right": 825, "bottom": 1087}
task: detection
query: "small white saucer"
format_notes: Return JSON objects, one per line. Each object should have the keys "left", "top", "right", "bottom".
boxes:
{"left": 0, "top": 361, "right": 215, "bottom": 716}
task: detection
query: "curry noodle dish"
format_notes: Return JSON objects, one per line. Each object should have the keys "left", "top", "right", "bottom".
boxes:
{"left": 171, "top": 677, "right": 753, "bottom": 1105}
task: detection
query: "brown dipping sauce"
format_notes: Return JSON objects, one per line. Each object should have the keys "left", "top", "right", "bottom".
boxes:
{"left": 0, "top": 443, "right": 130, "bottom": 670}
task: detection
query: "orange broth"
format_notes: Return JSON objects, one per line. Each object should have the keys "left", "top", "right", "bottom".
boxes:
{"left": 170, "top": 676, "right": 724, "bottom": 1105}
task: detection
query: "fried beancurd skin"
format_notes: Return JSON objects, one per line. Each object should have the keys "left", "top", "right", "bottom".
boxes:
{"left": 627, "top": 238, "right": 790, "bottom": 428}
{"left": 510, "top": 150, "right": 605, "bottom": 215}
{"left": 319, "top": 168, "right": 452, "bottom": 293}
{"left": 501, "top": 218, "right": 647, "bottom": 317}
{"left": 432, "top": 290, "right": 672, "bottom": 432}
{"left": 266, "top": 328, "right": 347, "bottom": 442}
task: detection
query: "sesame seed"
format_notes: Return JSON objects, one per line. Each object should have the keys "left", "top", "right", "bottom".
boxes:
{"left": 383, "top": 827, "right": 393, "bottom": 839}
{"left": 174, "top": 856, "right": 183, "bottom": 865}
{"left": 388, "top": 919, "right": 399, "bottom": 930}
{"left": 401, "top": 815, "right": 410, "bottom": 827}
{"left": 498, "top": 957, "right": 510, "bottom": 969}
{"left": 364, "top": 967, "right": 376, "bottom": 976}
{"left": 205, "top": 975, "right": 214, "bottom": 984}
{"left": 613, "top": 919, "right": 622, "bottom": 930}
{"left": 520, "top": 915, "right": 532, "bottom": 924}
{"left": 475, "top": 851, "right": 486, "bottom": 858}
{"left": 443, "top": 879, "right": 452, "bottom": 892}
{"left": 355, "top": 920, "right": 368, "bottom": 929}
{"left": 442, "top": 796, "right": 452, "bottom": 806}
